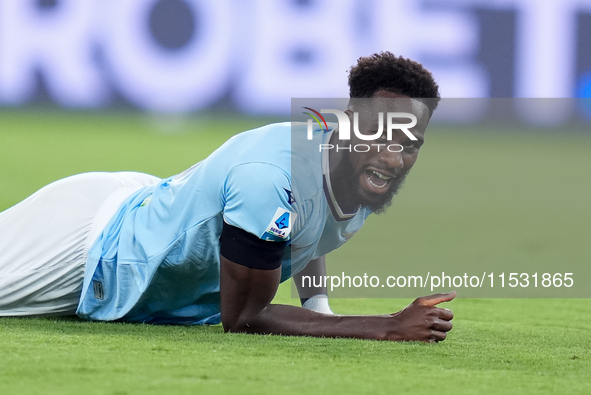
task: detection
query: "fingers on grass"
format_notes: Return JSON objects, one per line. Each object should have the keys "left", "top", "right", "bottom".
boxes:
{"left": 434, "top": 307, "right": 454, "bottom": 321}
{"left": 431, "top": 319, "right": 453, "bottom": 332}
{"left": 429, "top": 330, "right": 448, "bottom": 342}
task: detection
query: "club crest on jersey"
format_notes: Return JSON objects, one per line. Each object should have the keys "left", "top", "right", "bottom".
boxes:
{"left": 283, "top": 188, "right": 295, "bottom": 205}
{"left": 262, "top": 207, "right": 296, "bottom": 241}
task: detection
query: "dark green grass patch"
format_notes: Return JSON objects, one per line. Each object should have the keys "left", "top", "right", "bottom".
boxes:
{"left": 0, "top": 110, "right": 590, "bottom": 394}
{"left": 1, "top": 297, "right": 590, "bottom": 395}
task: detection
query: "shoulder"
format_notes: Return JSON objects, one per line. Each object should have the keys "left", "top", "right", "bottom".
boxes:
{"left": 224, "top": 162, "right": 290, "bottom": 194}
{"left": 209, "top": 122, "right": 292, "bottom": 175}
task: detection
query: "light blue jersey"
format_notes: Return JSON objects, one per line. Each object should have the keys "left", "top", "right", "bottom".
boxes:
{"left": 77, "top": 122, "right": 370, "bottom": 324}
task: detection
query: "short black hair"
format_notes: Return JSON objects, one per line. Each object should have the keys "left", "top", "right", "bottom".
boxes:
{"left": 348, "top": 52, "right": 441, "bottom": 114}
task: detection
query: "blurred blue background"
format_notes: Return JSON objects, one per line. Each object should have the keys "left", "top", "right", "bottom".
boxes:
{"left": 0, "top": 0, "right": 590, "bottom": 121}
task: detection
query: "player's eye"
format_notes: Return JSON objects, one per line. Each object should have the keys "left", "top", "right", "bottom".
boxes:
{"left": 402, "top": 142, "right": 419, "bottom": 152}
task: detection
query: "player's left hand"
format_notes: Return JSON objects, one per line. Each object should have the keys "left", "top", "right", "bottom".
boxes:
{"left": 386, "top": 291, "right": 456, "bottom": 342}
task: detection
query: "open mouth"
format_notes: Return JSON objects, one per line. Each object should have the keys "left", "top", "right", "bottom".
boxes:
{"left": 364, "top": 169, "right": 392, "bottom": 191}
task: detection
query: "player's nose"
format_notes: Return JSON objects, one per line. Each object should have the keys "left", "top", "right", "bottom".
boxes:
{"left": 379, "top": 149, "right": 404, "bottom": 171}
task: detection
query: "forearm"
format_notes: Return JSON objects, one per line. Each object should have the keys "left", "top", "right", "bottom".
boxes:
{"left": 294, "top": 256, "right": 327, "bottom": 300}
{"left": 293, "top": 257, "right": 333, "bottom": 314}
{"left": 220, "top": 255, "right": 454, "bottom": 342}
{"left": 229, "top": 302, "right": 394, "bottom": 340}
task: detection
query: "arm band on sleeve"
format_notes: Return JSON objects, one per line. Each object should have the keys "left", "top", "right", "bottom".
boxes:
{"left": 220, "top": 222, "right": 287, "bottom": 270}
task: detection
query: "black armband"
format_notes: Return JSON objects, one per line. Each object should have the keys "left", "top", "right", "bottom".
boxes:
{"left": 220, "top": 222, "right": 286, "bottom": 270}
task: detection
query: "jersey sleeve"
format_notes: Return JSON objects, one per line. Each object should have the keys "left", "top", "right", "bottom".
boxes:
{"left": 223, "top": 163, "right": 295, "bottom": 242}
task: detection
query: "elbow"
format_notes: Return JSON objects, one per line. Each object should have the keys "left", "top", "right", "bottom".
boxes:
{"left": 222, "top": 317, "right": 241, "bottom": 333}
{"left": 222, "top": 311, "right": 261, "bottom": 334}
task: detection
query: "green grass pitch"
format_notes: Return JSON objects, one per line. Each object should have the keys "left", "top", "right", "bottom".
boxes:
{"left": 0, "top": 109, "right": 590, "bottom": 394}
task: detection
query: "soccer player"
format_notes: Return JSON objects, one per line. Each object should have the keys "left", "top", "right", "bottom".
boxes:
{"left": 0, "top": 52, "right": 455, "bottom": 342}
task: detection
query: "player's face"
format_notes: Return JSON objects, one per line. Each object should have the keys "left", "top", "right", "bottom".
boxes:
{"left": 344, "top": 91, "right": 431, "bottom": 213}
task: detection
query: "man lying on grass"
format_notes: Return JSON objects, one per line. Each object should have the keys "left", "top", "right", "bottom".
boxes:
{"left": 0, "top": 52, "right": 455, "bottom": 342}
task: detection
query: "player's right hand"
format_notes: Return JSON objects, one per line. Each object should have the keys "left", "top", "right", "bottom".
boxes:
{"left": 385, "top": 291, "right": 456, "bottom": 342}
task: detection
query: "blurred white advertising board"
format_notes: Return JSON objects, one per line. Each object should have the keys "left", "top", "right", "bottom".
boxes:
{"left": 0, "top": 0, "right": 590, "bottom": 121}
